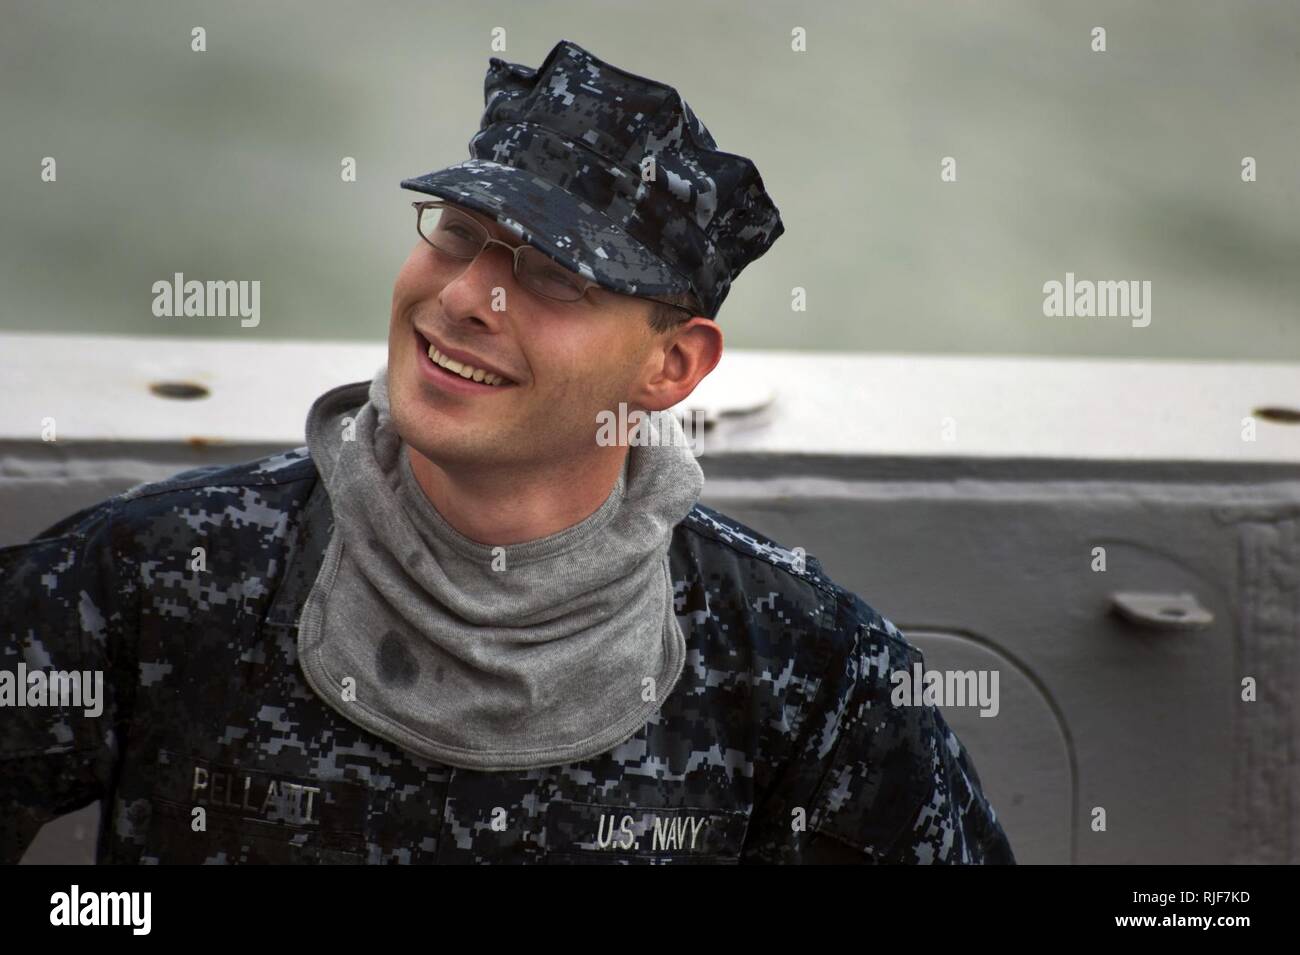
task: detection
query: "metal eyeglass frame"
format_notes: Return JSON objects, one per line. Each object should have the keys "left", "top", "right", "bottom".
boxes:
{"left": 412, "top": 199, "right": 699, "bottom": 317}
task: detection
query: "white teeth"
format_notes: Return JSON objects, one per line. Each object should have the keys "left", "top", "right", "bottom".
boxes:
{"left": 427, "top": 344, "right": 509, "bottom": 386}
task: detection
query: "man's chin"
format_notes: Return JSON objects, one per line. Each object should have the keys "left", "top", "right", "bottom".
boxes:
{"left": 391, "top": 406, "right": 504, "bottom": 466}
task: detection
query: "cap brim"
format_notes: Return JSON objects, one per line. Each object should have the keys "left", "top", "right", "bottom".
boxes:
{"left": 401, "top": 159, "right": 691, "bottom": 300}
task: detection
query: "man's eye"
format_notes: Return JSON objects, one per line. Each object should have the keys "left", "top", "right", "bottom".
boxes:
{"left": 543, "top": 269, "right": 582, "bottom": 290}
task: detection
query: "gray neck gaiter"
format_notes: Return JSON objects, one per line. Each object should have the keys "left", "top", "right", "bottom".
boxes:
{"left": 297, "top": 364, "right": 704, "bottom": 771}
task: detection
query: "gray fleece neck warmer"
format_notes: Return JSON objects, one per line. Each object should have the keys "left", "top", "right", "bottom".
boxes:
{"left": 297, "top": 365, "right": 704, "bottom": 771}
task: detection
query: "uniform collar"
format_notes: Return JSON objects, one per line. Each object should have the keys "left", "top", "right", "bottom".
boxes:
{"left": 265, "top": 472, "right": 335, "bottom": 630}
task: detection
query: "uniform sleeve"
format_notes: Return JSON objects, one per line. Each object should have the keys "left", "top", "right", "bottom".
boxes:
{"left": 743, "top": 591, "right": 1014, "bottom": 864}
{"left": 0, "top": 499, "right": 132, "bottom": 863}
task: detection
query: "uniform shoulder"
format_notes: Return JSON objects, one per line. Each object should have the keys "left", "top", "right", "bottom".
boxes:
{"left": 679, "top": 502, "right": 838, "bottom": 592}
{"left": 22, "top": 447, "right": 320, "bottom": 544}
{"left": 116, "top": 446, "right": 318, "bottom": 503}
{"left": 104, "top": 446, "right": 320, "bottom": 531}
{"left": 676, "top": 502, "right": 905, "bottom": 646}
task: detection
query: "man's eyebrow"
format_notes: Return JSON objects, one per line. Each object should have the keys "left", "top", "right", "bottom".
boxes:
{"left": 451, "top": 203, "right": 512, "bottom": 241}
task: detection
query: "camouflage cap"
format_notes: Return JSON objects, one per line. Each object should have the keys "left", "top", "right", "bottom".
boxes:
{"left": 400, "top": 38, "right": 784, "bottom": 320}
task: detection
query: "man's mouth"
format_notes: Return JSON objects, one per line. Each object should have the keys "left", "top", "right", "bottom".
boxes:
{"left": 414, "top": 330, "right": 517, "bottom": 390}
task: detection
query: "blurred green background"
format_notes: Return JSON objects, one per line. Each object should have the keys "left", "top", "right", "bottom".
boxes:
{"left": 2, "top": 0, "right": 1297, "bottom": 357}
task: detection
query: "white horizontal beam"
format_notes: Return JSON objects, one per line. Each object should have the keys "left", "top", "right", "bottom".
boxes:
{"left": 2, "top": 332, "right": 1298, "bottom": 463}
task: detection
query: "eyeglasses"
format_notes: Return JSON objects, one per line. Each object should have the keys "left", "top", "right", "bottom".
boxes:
{"left": 412, "top": 199, "right": 698, "bottom": 316}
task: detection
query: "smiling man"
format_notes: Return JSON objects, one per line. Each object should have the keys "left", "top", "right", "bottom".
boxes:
{"left": 0, "top": 39, "right": 1013, "bottom": 864}
{"left": 390, "top": 198, "right": 719, "bottom": 546}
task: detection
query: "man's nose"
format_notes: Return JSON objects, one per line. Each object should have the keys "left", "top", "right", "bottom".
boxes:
{"left": 449, "top": 240, "right": 518, "bottom": 296}
{"left": 437, "top": 241, "right": 518, "bottom": 321}
{"left": 481, "top": 237, "right": 517, "bottom": 258}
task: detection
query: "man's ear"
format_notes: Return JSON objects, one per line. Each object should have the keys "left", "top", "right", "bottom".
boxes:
{"left": 637, "top": 317, "right": 723, "bottom": 412}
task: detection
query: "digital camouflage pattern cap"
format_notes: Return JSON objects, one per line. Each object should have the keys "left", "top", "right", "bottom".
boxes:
{"left": 400, "top": 38, "right": 785, "bottom": 320}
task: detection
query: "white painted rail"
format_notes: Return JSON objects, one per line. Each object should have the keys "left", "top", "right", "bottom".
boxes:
{"left": 2, "top": 332, "right": 1298, "bottom": 462}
